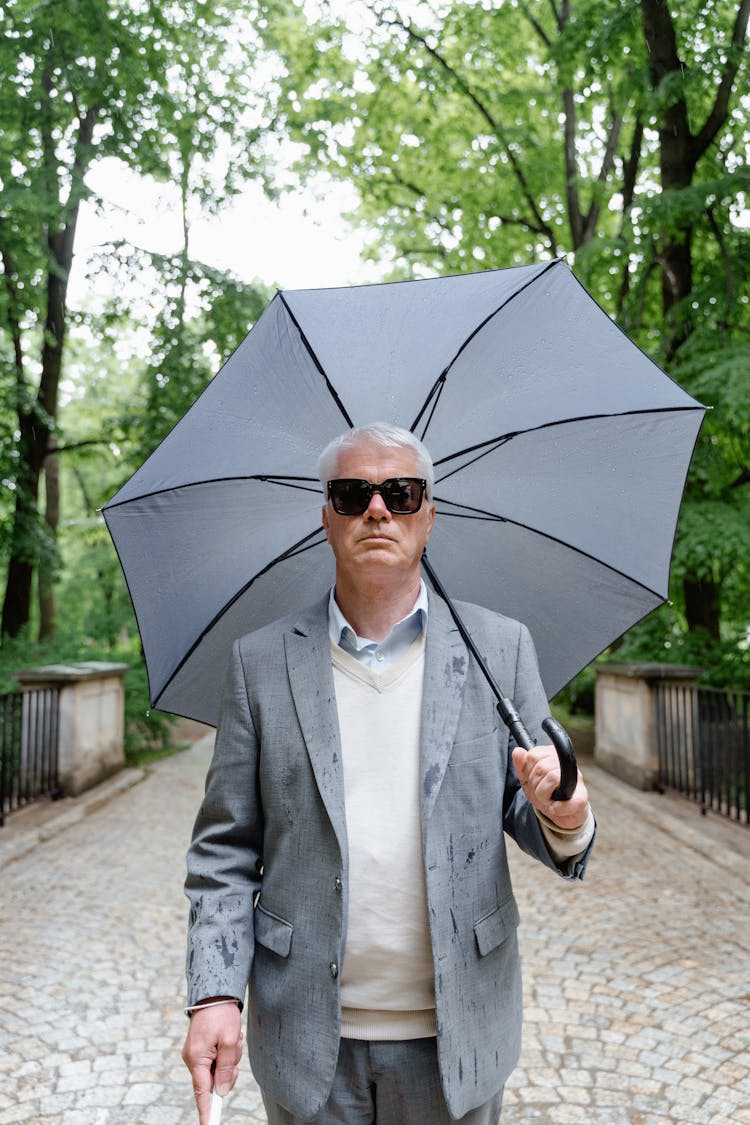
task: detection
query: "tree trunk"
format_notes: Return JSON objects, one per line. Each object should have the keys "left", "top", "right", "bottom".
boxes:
{"left": 683, "top": 577, "right": 721, "bottom": 641}
{"left": 38, "top": 442, "right": 59, "bottom": 640}
{"left": 0, "top": 411, "right": 47, "bottom": 638}
{"left": 640, "top": 0, "right": 749, "bottom": 641}
{"left": 0, "top": 104, "right": 94, "bottom": 638}
{"left": 640, "top": 0, "right": 694, "bottom": 360}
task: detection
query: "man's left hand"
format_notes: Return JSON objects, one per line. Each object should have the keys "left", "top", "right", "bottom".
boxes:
{"left": 512, "top": 744, "right": 590, "bottom": 830}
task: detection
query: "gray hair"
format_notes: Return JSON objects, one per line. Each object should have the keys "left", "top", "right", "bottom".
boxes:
{"left": 318, "top": 423, "right": 434, "bottom": 499}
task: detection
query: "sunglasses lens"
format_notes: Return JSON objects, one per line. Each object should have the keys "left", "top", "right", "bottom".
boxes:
{"left": 383, "top": 479, "right": 423, "bottom": 513}
{"left": 329, "top": 479, "right": 371, "bottom": 514}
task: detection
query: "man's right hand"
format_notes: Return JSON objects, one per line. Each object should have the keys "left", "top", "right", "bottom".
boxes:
{"left": 182, "top": 1000, "right": 243, "bottom": 1124}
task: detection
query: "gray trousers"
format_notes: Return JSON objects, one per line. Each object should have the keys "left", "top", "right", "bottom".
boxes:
{"left": 262, "top": 1037, "right": 503, "bottom": 1124}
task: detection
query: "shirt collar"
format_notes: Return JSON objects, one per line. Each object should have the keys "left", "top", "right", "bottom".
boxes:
{"left": 328, "top": 580, "right": 429, "bottom": 654}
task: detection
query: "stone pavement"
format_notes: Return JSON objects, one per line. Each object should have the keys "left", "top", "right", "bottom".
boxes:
{"left": 0, "top": 736, "right": 748, "bottom": 1125}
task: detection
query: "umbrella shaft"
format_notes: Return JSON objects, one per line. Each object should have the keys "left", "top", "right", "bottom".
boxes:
{"left": 421, "top": 551, "right": 534, "bottom": 748}
{"left": 496, "top": 699, "right": 535, "bottom": 752}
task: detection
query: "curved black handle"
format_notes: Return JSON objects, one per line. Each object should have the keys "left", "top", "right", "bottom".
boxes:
{"left": 542, "top": 716, "right": 578, "bottom": 801}
{"left": 495, "top": 700, "right": 579, "bottom": 801}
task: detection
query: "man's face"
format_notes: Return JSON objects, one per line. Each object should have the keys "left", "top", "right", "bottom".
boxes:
{"left": 321, "top": 440, "right": 435, "bottom": 584}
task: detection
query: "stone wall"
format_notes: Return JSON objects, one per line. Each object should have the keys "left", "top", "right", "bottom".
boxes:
{"left": 13, "top": 662, "right": 130, "bottom": 796}
{"left": 595, "top": 663, "right": 703, "bottom": 790}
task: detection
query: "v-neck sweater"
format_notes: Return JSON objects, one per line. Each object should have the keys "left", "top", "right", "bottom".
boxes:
{"left": 330, "top": 635, "right": 437, "bottom": 1040}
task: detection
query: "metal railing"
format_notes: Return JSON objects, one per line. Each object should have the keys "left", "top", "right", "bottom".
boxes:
{"left": 655, "top": 681, "right": 749, "bottom": 825}
{"left": 1, "top": 687, "right": 60, "bottom": 826}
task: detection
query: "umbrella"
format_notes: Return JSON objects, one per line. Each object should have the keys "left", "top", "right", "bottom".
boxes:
{"left": 103, "top": 258, "right": 705, "bottom": 758}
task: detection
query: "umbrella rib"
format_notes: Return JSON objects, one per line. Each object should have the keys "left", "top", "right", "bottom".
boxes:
{"left": 433, "top": 496, "right": 666, "bottom": 602}
{"left": 411, "top": 257, "right": 560, "bottom": 438}
{"left": 152, "top": 526, "right": 328, "bottom": 711}
{"left": 102, "top": 476, "right": 323, "bottom": 510}
{"left": 432, "top": 404, "right": 706, "bottom": 480}
{"left": 279, "top": 293, "right": 354, "bottom": 427}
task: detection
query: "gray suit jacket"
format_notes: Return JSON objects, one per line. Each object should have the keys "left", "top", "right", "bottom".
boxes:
{"left": 185, "top": 592, "right": 593, "bottom": 1118}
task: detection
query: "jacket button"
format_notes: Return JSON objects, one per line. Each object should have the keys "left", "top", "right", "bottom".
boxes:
{"left": 329, "top": 961, "right": 339, "bottom": 979}
{"left": 334, "top": 877, "right": 343, "bottom": 894}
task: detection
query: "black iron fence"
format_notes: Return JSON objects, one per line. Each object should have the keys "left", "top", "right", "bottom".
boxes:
{"left": 655, "top": 681, "right": 749, "bottom": 825}
{"left": 0, "top": 687, "right": 60, "bottom": 826}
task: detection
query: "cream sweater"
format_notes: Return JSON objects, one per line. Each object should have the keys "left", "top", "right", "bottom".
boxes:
{"left": 331, "top": 636, "right": 437, "bottom": 1040}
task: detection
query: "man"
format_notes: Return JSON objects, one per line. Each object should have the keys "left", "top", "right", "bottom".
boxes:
{"left": 182, "top": 422, "right": 594, "bottom": 1124}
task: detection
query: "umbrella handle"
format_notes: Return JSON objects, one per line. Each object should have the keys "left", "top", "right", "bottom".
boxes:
{"left": 495, "top": 699, "right": 578, "bottom": 801}
{"left": 542, "top": 716, "right": 578, "bottom": 801}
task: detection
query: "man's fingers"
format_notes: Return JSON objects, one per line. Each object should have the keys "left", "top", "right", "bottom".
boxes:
{"left": 513, "top": 745, "right": 557, "bottom": 789}
{"left": 213, "top": 1046, "right": 240, "bottom": 1097}
{"left": 182, "top": 1005, "right": 242, "bottom": 1122}
{"left": 189, "top": 1064, "right": 215, "bottom": 1125}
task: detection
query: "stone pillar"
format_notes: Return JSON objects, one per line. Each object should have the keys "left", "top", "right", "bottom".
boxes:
{"left": 13, "top": 662, "right": 130, "bottom": 797}
{"left": 595, "top": 663, "right": 704, "bottom": 791}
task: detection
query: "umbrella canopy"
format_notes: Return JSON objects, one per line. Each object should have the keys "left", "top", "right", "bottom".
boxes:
{"left": 103, "top": 258, "right": 705, "bottom": 726}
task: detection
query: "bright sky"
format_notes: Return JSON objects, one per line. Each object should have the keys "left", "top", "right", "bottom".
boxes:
{"left": 70, "top": 157, "right": 387, "bottom": 307}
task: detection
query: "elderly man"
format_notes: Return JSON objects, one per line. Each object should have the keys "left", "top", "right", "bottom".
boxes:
{"left": 182, "top": 422, "right": 595, "bottom": 1125}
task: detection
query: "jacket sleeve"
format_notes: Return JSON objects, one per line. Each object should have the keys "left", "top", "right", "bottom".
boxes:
{"left": 184, "top": 638, "right": 263, "bottom": 1004}
{"left": 501, "top": 622, "right": 594, "bottom": 881}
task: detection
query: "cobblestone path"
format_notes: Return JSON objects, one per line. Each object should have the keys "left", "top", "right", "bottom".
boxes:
{"left": 0, "top": 736, "right": 748, "bottom": 1124}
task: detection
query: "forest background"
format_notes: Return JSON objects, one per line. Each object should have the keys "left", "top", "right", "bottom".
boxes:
{"left": 1, "top": 0, "right": 748, "bottom": 757}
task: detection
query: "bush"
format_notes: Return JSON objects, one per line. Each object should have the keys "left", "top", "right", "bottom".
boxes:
{"left": 552, "top": 663, "right": 596, "bottom": 717}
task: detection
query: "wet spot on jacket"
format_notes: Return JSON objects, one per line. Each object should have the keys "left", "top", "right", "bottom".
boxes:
{"left": 458, "top": 1058, "right": 463, "bottom": 1083}
{"left": 466, "top": 849, "right": 475, "bottom": 865}
{"left": 452, "top": 655, "right": 466, "bottom": 676}
{"left": 423, "top": 762, "right": 441, "bottom": 797}
{"left": 219, "top": 933, "right": 238, "bottom": 969}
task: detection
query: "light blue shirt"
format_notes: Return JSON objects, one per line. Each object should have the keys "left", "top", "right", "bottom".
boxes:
{"left": 328, "top": 581, "right": 428, "bottom": 670}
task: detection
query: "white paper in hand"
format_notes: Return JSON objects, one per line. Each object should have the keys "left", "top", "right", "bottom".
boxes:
{"left": 208, "top": 1089, "right": 223, "bottom": 1125}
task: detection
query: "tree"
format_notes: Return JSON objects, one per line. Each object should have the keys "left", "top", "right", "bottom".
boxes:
{"left": 0, "top": 0, "right": 267, "bottom": 639}
{"left": 53, "top": 261, "right": 271, "bottom": 653}
{"left": 638, "top": 0, "right": 750, "bottom": 639}
{"left": 262, "top": 0, "right": 750, "bottom": 663}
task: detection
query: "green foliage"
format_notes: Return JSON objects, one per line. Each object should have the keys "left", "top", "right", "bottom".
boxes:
{"left": 613, "top": 603, "right": 750, "bottom": 692}
{"left": 553, "top": 664, "right": 598, "bottom": 718}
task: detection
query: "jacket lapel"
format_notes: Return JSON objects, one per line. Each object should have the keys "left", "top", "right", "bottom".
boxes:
{"left": 284, "top": 597, "right": 348, "bottom": 857}
{"left": 420, "top": 593, "right": 468, "bottom": 820}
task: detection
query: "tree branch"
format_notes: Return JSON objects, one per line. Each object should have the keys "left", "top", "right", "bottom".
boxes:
{"left": 53, "top": 438, "right": 111, "bottom": 455}
{"left": 517, "top": 0, "right": 552, "bottom": 46}
{"left": 615, "top": 118, "right": 644, "bottom": 317}
{"left": 0, "top": 241, "right": 26, "bottom": 390}
{"left": 370, "top": 5, "right": 559, "bottom": 254}
{"left": 704, "top": 204, "right": 735, "bottom": 337}
{"left": 581, "top": 104, "right": 624, "bottom": 243}
{"left": 562, "top": 86, "right": 583, "bottom": 248}
{"left": 691, "top": 0, "right": 750, "bottom": 164}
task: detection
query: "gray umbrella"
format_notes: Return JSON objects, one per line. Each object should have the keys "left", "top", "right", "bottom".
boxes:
{"left": 103, "top": 258, "right": 704, "bottom": 747}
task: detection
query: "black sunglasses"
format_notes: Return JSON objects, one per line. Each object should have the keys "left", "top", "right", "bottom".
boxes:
{"left": 327, "top": 477, "right": 427, "bottom": 516}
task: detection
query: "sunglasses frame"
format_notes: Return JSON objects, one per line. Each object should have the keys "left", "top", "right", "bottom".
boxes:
{"left": 327, "top": 477, "right": 427, "bottom": 516}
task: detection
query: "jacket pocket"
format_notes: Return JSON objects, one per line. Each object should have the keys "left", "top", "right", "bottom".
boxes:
{"left": 474, "top": 895, "right": 520, "bottom": 957}
{"left": 254, "top": 903, "right": 293, "bottom": 958}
